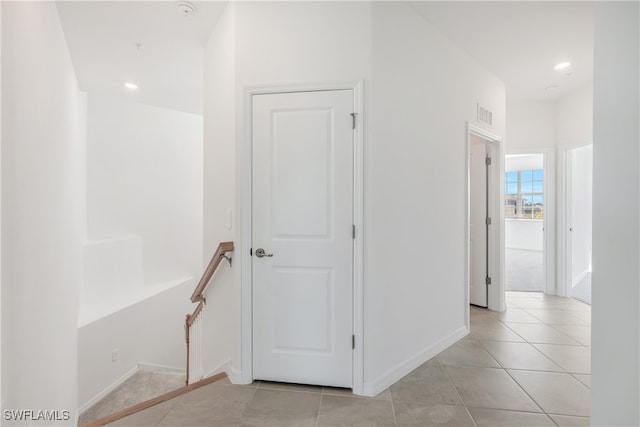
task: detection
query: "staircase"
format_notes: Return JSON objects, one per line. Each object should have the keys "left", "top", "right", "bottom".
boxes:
{"left": 80, "top": 241, "right": 234, "bottom": 427}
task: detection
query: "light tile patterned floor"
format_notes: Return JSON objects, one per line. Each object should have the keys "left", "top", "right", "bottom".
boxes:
{"left": 107, "top": 292, "right": 591, "bottom": 426}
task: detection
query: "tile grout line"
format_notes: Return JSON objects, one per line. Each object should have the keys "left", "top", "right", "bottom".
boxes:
{"left": 314, "top": 392, "right": 323, "bottom": 427}
{"left": 500, "top": 355, "right": 553, "bottom": 420}
{"left": 240, "top": 384, "right": 260, "bottom": 423}
{"left": 388, "top": 386, "right": 398, "bottom": 427}
{"left": 437, "top": 355, "right": 479, "bottom": 427}
{"left": 473, "top": 299, "right": 570, "bottom": 422}
{"left": 504, "top": 301, "right": 591, "bottom": 416}
{"left": 499, "top": 315, "right": 584, "bottom": 346}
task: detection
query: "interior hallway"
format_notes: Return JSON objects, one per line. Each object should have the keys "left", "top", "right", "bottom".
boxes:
{"left": 103, "top": 291, "right": 590, "bottom": 426}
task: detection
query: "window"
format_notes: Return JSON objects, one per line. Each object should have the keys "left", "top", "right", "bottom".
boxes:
{"left": 505, "top": 169, "right": 544, "bottom": 219}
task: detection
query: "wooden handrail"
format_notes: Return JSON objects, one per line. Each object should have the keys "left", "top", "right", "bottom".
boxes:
{"left": 190, "top": 241, "right": 234, "bottom": 303}
{"left": 185, "top": 241, "right": 233, "bottom": 385}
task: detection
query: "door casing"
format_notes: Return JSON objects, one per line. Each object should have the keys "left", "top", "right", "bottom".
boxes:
{"left": 505, "top": 148, "right": 555, "bottom": 296}
{"left": 237, "top": 82, "right": 365, "bottom": 394}
{"left": 465, "top": 123, "right": 504, "bottom": 318}
{"left": 469, "top": 136, "right": 491, "bottom": 307}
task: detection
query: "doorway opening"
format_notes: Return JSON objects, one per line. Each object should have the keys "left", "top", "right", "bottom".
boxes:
{"left": 504, "top": 154, "right": 546, "bottom": 293}
{"left": 467, "top": 124, "right": 503, "bottom": 311}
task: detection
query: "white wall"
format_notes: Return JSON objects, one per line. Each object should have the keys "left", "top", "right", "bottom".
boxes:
{"left": 592, "top": 2, "right": 639, "bottom": 425}
{"left": 0, "top": 1, "right": 4, "bottom": 410}
{"left": 77, "top": 279, "right": 193, "bottom": 410}
{"left": 557, "top": 84, "right": 593, "bottom": 148}
{"left": 506, "top": 220, "right": 543, "bottom": 251}
{"left": 504, "top": 103, "right": 556, "bottom": 294}
{"left": 86, "top": 95, "right": 203, "bottom": 287}
{"left": 506, "top": 100, "right": 556, "bottom": 150}
{"left": 233, "top": 0, "right": 373, "bottom": 385}
{"left": 555, "top": 84, "right": 593, "bottom": 298}
{"left": 368, "top": 2, "right": 505, "bottom": 392}
{"left": 202, "top": 2, "right": 236, "bottom": 378}
{"left": 505, "top": 154, "right": 544, "bottom": 172}
{"left": 79, "top": 90, "right": 203, "bottom": 408}
{"left": 203, "top": 1, "right": 505, "bottom": 396}
{"left": 506, "top": 86, "right": 593, "bottom": 296}
{"left": 1, "top": 2, "right": 83, "bottom": 423}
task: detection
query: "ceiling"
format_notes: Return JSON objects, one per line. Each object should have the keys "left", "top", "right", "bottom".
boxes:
{"left": 410, "top": 1, "right": 594, "bottom": 101}
{"left": 56, "top": 1, "right": 228, "bottom": 114}
{"left": 56, "top": 1, "right": 593, "bottom": 114}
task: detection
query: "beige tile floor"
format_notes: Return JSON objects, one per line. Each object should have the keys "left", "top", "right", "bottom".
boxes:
{"left": 107, "top": 291, "right": 591, "bottom": 426}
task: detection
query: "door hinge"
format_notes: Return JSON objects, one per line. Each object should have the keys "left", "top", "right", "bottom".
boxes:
{"left": 350, "top": 113, "right": 357, "bottom": 130}
{"left": 485, "top": 217, "right": 492, "bottom": 226}
{"left": 352, "top": 334, "right": 355, "bottom": 349}
{"left": 352, "top": 224, "right": 356, "bottom": 239}
{"left": 250, "top": 248, "right": 252, "bottom": 256}
{"left": 486, "top": 276, "right": 492, "bottom": 285}
{"left": 485, "top": 156, "right": 492, "bottom": 166}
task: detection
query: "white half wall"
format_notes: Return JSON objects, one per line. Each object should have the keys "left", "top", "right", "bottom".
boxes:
{"left": 592, "top": 2, "right": 639, "bottom": 425}
{"left": 1, "top": 2, "right": 83, "bottom": 423}
{"left": 86, "top": 94, "right": 203, "bottom": 287}
{"left": 77, "top": 279, "right": 193, "bottom": 410}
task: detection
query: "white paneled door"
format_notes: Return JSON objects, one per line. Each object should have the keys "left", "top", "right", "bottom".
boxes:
{"left": 252, "top": 90, "right": 354, "bottom": 387}
{"left": 470, "top": 136, "right": 489, "bottom": 307}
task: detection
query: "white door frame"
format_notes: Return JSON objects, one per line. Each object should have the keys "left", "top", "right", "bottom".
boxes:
{"left": 237, "top": 81, "right": 365, "bottom": 394}
{"left": 466, "top": 123, "right": 504, "bottom": 317}
{"left": 504, "top": 148, "right": 556, "bottom": 296}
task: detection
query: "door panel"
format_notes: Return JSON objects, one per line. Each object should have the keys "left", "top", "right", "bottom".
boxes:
{"left": 252, "top": 90, "right": 353, "bottom": 387}
{"left": 568, "top": 145, "right": 593, "bottom": 304}
{"left": 470, "top": 138, "right": 488, "bottom": 307}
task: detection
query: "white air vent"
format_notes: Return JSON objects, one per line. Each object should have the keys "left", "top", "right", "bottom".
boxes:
{"left": 477, "top": 103, "right": 493, "bottom": 127}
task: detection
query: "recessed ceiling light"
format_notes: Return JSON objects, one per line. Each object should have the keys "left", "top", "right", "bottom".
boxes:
{"left": 554, "top": 62, "right": 571, "bottom": 70}
{"left": 124, "top": 82, "right": 138, "bottom": 90}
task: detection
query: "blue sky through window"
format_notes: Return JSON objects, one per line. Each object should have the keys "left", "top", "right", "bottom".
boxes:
{"left": 505, "top": 168, "right": 544, "bottom": 218}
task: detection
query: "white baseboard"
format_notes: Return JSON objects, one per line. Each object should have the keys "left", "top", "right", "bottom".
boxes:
{"left": 138, "top": 362, "right": 185, "bottom": 374}
{"left": 204, "top": 359, "right": 232, "bottom": 380}
{"left": 78, "top": 366, "right": 138, "bottom": 415}
{"left": 361, "top": 325, "right": 469, "bottom": 397}
{"left": 227, "top": 364, "right": 245, "bottom": 384}
{"left": 572, "top": 269, "right": 591, "bottom": 288}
